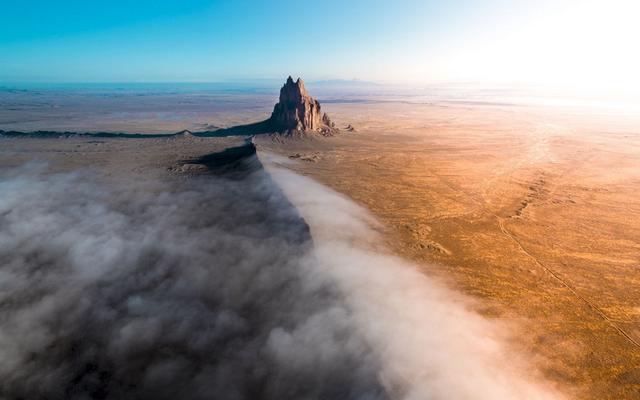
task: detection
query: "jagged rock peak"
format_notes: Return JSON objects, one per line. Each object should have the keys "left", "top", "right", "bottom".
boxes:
{"left": 270, "top": 76, "right": 335, "bottom": 134}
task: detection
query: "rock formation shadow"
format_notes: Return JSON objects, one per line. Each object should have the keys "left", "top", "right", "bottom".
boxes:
{"left": 0, "top": 128, "right": 267, "bottom": 139}
{"left": 181, "top": 140, "right": 262, "bottom": 177}
{"left": 196, "top": 119, "right": 276, "bottom": 137}
{"left": 0, "top": 122, "right": 275, "bottom": 139}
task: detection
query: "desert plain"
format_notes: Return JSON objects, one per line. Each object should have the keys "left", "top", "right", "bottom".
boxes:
{"left": 261, "top": 99, "right": 640, "bottom": 399}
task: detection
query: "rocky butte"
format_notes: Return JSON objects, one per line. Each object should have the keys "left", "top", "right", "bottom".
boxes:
{"left": 269, "top": 76, "right": 336, "bottom": 135}
{"left": 200, "top": 76, "right": 338, "bottom": 137}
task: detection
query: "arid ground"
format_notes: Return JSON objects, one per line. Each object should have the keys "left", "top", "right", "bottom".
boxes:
{"left": 1, "top": 86, "right": 639, "bottom": 399}
{"left": 260, "top": 100, "right": 640, "bottom": 399}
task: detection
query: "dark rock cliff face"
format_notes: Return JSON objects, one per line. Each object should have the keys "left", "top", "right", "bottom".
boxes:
{"left": 270, "top": 76, "right": 335, "bottom": 134}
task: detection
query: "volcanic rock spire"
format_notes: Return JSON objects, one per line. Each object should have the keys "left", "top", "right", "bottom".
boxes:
{"left": 270, "top": 76, "right": 335, "bottom": 134}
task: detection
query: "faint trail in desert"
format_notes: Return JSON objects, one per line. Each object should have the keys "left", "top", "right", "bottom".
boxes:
{"left": 497, "top": 217, "right": 640, "bottom": 350}
{"left": 481, "top": 123, "right": 558, "bottom": 209}
{"left": 455, "top": 121, "right": 640, "bottom": 350}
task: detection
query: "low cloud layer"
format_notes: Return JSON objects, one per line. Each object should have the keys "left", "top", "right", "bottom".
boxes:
{"left": 0, "top": 156, "right": 564, "bottom": 399}
{"left": 0, "top": 161, "right": 385, "bottom": 400}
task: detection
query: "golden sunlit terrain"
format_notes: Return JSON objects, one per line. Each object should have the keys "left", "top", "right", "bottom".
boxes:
{"left": 258, "top": 101, "right": 640, "bottom": 399}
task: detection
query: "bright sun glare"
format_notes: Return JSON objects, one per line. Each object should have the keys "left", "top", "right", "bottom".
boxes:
{"left": 416, "top": 0, "right": 640, "bottom": 95}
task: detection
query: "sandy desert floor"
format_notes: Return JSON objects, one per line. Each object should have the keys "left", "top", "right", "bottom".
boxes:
{"left": 258, "top": 101, "right": 640, "bottom": 399}
{"left": 2, "top": 87, "right": 639, "bottom": 398}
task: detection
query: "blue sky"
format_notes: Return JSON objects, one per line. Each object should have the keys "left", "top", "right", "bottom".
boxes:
{"left": 0, "top": 0, "right": 433, "bottom": 81}
{"left": 0, "top": 0, "right": 494, "bottom": 82}
{"left": 1, "top": 0, "right": 639, "bottom": 90}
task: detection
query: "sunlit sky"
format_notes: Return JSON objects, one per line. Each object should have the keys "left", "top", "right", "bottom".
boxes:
{"left": 1, "top": 0, "right": 639, "bottom": 92}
